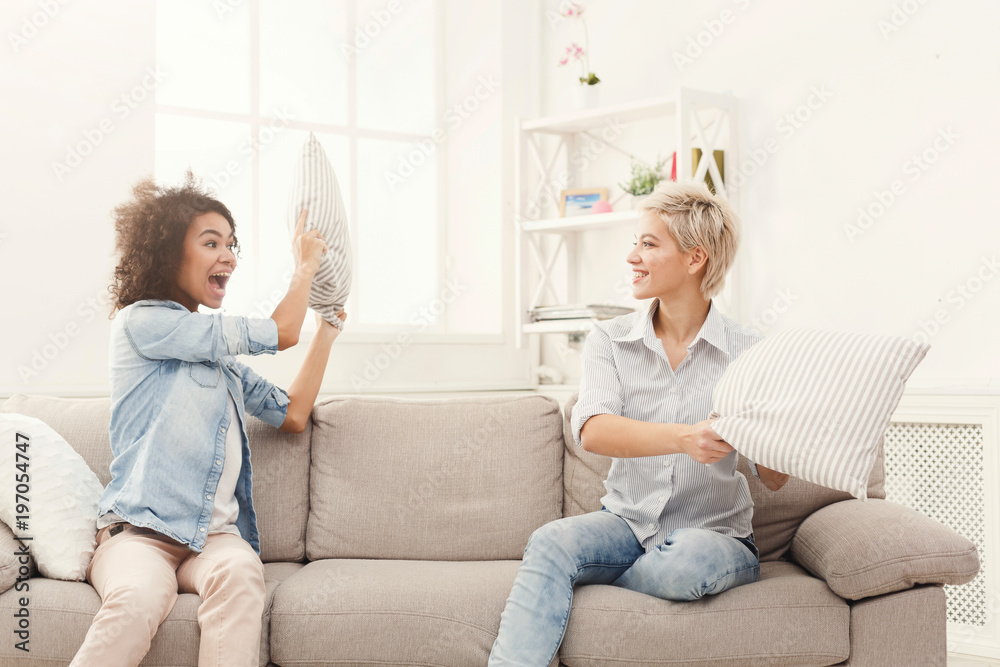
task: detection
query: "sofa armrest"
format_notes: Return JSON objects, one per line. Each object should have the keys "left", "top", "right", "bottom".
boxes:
{"left": 790, "top": 499, "right": 979, "bottom": 600}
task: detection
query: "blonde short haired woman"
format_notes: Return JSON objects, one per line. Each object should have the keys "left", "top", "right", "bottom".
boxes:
{"left": 489, "top": 180, "right": 787, "bottom": 665}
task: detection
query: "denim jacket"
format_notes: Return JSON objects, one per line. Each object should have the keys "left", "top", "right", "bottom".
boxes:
{"left": 97, "top": 299, "right": 290, "bottom": 554}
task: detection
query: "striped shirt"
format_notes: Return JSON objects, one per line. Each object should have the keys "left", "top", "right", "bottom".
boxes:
{"left": 571, "top": 298, "right": 764, "bottom": 552}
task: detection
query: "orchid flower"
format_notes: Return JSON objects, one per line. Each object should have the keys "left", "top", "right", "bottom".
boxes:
{"left": 556, "top": 4, "right": 599, "bottom": 85}
{"left": 560, "top": 2, "right": 584, "bottom": 18}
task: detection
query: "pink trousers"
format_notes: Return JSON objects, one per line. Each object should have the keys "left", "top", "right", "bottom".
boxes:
{"left": 69, "top": 523, "right": 266, "bottom": 667}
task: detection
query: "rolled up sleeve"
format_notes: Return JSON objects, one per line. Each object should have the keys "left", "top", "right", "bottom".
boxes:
{"left": 234, "top": 360, "right": 290, "bottom": 429}
{"left": 571, "top": 324, "right": 624, "bottom": 448}
{"left": 124, "top": 302, "right": 279, "bottom": 362}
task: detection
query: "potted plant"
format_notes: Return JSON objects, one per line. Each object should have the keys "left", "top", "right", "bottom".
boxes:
{"left": 619, "top": 156, "right": 670, "bottom": 207}
{"left": 557, "top": 3, "right": 600, "bottom": 109}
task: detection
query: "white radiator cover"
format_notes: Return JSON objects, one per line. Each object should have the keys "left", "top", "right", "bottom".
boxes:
{"left": 886, "top": 394, "right": 1000, "bottom": 659}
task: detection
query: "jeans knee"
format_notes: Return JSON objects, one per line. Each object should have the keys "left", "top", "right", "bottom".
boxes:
{"left": 650, "top": 571, "right": 710, "bottom": 601}
{"left": 667, "top": 561, "right": 760, "bottom": 601}
{"left": 632, "top": 530, "right": 760, "bottom": 601}
{"left": 665, "top": 586, "right": 703, "bottom": 601}
{"left": 525, "top": 521, "right": 559, "bottom": 554}
{"left": 523, "top": 522, "right": 575, "bottom": 570}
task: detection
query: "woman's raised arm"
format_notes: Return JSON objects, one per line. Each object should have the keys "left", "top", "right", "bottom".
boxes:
{"left": 270, "top": 209, "right": 326, "bottom": 350}
{"left": 279, "top": 311, "right": 346, "bottom": 433}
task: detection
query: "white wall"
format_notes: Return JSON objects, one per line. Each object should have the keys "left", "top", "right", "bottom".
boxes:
{"left": 0, "top": 0, "right": 539, "bottom": 397}
{"left": 3, "top": 0, "right": 997, "bottom": 396}
{"left": 537, "top": 0, "right": 1000, "bottom": 389}
{"left": 0, "top": 0, "right": 156, "bottom": 395}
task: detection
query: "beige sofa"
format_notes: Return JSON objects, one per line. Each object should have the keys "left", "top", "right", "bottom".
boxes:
{"left": 0, "top": 392, "right": 980, "bottom": 666}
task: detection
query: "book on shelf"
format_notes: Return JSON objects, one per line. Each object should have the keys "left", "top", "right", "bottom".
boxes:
{"left": 529, "top": 304, "right": 635, "bottom": 322}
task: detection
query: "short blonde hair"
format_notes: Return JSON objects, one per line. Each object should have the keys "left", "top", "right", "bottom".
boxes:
{"left": 638, "top": 179, "right": 741, "bottom": 300}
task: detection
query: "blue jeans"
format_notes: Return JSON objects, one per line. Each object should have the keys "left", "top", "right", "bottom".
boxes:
{"left": 488, "top": 510, "right": 759, "bottom": 666}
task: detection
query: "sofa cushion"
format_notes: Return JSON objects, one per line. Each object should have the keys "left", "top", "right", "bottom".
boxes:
{"left": 307, "top": 395, "right": 564, "bottom": 560}
{"left": 790, "top": 499, "right": 979, "bottom": 600}
{"left": 562, "top": 394, "right": 611, "bottom": 518}
{"left": 0, "top": 413, "right": 104, "bottom": 581}
{"left": 0, "top": 561, "right": 302, "bottom": 666}
{"left": 563, "top": 393, "right": 886, "bottom": 562}
{"left": 260, "top": 562, "right": 306, "bottom": 666}
{"left": 559, "top": 561, "right": 850, "bottom": 666}
{"left": 0, "top": 394, "right": 311, "bottom": 564}
{"left": 737, "top": 449, "right": 885, "bottom": 563}
{"left": 270, "top": 559, "right": 521, "bottom": 666}
{"left": 242, "top": 415, "right": 312, "bottom": 563}
{"left": 845, "top": 585, "right": 947, "bottom": 665}
{"left": 0, "top": 396, "right": 114, "bottom": 486}
{"left": 0, "top": 509, "right": 36, "bottom": 595}
{"left": 0, "top": 577, "right": 202, "bottom": 666}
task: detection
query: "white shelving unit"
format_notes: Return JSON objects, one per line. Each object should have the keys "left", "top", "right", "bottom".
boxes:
{"left": 514, "top": 88, "right": 742, "bottom": 359}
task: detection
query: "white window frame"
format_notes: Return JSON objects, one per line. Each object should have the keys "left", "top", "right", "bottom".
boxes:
{"left": 154, "top": 0, "right": 500, "bottom": 345}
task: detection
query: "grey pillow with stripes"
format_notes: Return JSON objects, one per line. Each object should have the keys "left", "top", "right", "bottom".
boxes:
{"left": 288, "top": 132, "right": 352, "bottom": 329}
{"left": 710, "top": 329, "right": 929, "bottom": 500}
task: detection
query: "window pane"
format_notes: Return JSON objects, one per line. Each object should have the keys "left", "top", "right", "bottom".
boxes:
{"left": 156, "top": 1, "right": 250, "bottom": 115}
{"left": 356, "top": 0, "right": 436, "bottom": 135}
{"left": 259, "top": 0, "right": 349, "bottom": 127}
{"left": 154, "top": 114, "right": 255, "bottom": 313}
{"left": 257, "top": 129, "right": 351, "bottom": 319}
{"left": 357, "top": 138, "right": 437, "bottom": 325}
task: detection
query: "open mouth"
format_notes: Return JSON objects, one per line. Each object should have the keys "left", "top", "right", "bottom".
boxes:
{"left": 632, "top": 270, "right": 648, "bottom": 283}
{"left": 209, "top": 273, "right": 230, "bottom": 296}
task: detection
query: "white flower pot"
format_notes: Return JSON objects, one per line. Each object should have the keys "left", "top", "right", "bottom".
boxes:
{"left": 573, "top": 84, "right": 601, "bottom": 110}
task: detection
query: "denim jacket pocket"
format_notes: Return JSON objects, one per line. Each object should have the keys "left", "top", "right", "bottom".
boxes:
{"left": 189, "top": 361, "right": 221, "bottom": 388}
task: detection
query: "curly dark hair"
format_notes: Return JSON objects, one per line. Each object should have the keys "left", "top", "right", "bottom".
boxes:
{"left": 109, "top": 170, "right": 240, "bottom": 315}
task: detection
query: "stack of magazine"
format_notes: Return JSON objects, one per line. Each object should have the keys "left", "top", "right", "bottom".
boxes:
{"left": 529, "top": 304, "right": 634, "bottom": 322}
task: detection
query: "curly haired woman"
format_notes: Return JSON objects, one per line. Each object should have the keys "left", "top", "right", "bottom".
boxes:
{"left": 69, "top": 172, "right": 344, "bottom": 667}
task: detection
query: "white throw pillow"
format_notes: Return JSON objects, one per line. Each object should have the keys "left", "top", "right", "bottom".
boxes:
{"left": 0, "top": 414, "right": 104, "bottom": 580}
{"left": 287, "top": 132, "right": 352, "bottom": 329}
{"left": 710, "top": 329, "right": 929, "bottom": 500}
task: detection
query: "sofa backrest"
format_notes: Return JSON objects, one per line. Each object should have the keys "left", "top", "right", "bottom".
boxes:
{"left": 0, "top": 394, "right": 312, "bottom": 563}
{"left": 305, "top": 394, "right": 564, "bottom": 561}
{"left": 561, "top": 394, "right": 886, "bottom": 562}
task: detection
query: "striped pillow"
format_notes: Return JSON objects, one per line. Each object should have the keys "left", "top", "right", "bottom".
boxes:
{"left": 710, "top": 329, "right": 928, "bottom": 499}
{"left": 288, "top": 132, "right": 352, "bottom": 329}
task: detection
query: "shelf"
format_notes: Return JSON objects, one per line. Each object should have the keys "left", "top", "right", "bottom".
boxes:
{"left": 521, "top": 319, "right": 598, "bottom": 334}
{"left": 514, "top": 88, "right": 740, "bottom": 351}
{"left": 521, "top": 209, "right": 639, "bottom": 233}
{"left": 521, "top": 95, "right": 679, "bottom": 134}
